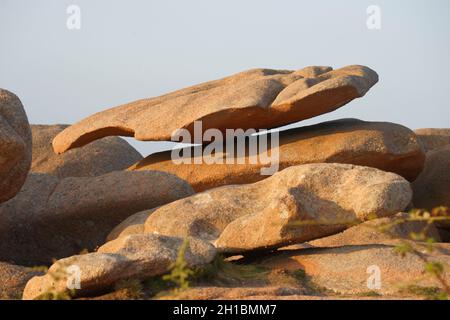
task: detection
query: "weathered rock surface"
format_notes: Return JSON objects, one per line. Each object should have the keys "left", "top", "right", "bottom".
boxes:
{"left": 261, "top": 242, "right": 450, "bottom": 295}
{"left": 111, "top": 211, "right": 438, "bottom": 247}
{"left": 412, "top": 146, "right": 450, "bottom": 237}
{"left": 31, "top": 124, "right": 142, "bottom": 178}
{"left": 131, "top": 119, "right": 424, "bottom": 191}
{"left": 306, "top": 213, "right": 442, "bottom": 248}
{"left": 23, "top": 234, "right": 216, "bottom": 300}
{"left": 0, "top": 171, "right": 194, "bottom": 266}
{"left": 144, "top": 163, "right": 412, "bottom": 253}
{"left": 415, "top": 128, "right": 450, "bottom": 153}
{"left": 0, "top": 89, "right": 32, "bottom": 203}
{"left": 0, "top": 262, "right": 43, "bottom": 299}
{"left": 52, "top": 65, "right": 378, "bottom": 153}
{"left": 412, "top": 146, "right": 450, "bottom": 210}
{"left": 107, "top": 209, "right": 155, "bottom": 242}
{"left": 78, "top": 242, "right": 450, "bottom": 300}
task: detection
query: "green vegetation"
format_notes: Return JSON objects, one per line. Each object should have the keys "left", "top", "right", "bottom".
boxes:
{"left": 355, "top": 291, "right": 382, "bottom": 297}
{"left": 402, "top": 285, "right": 448, "bottom": 300}
{"left": 162, "top": 239, "right": 195, "bottom": 292}
{"left": 379, "top": 207, "right": 450, "bottom": 299}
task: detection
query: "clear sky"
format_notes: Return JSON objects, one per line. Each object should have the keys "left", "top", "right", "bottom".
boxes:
{"left": 1, "top": 0, "right": 449, "bottom": 155}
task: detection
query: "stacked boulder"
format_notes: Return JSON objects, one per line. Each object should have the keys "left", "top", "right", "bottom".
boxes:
{"left": 51, "top": 65, "right": 380, "bottom": 152}
{"left": 129, "top": 119, "right": 424, "bottom": 191}
{"left": 31, "top": 124, "right": 143, "bottom": 178}
{"left": 0, "top": 97, "right": 194, "bottom": 266}
{"left": 0, "top": 89, "right": 32, "bottom": 204}
{"left": 412, "top": 129, "right": 450, "bottom": 241}
{"left": 1, "top": 64, "right": 448, "bottom": 300}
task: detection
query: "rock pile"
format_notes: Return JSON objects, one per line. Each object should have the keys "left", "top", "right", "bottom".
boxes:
{"left": 0, "top": 65, "right": 449, "bottom": 300}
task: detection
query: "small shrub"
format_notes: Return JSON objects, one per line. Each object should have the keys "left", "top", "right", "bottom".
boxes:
{"left": 162, "top": 239, "right": 195, "bottom": 292}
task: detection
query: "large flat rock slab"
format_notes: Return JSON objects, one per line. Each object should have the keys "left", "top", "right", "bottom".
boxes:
{"left": 53, "top": 65, "right": 378, "bottom": 153}
{"left": 130, "top": 119, "right": 424, "bottom": 191}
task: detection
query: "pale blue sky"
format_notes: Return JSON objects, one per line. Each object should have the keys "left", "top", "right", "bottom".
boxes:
{"left": 1, "top": 0, "right": 449, "bottom": 155}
